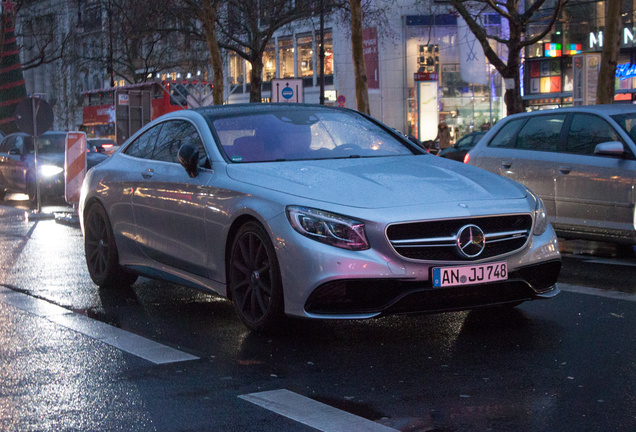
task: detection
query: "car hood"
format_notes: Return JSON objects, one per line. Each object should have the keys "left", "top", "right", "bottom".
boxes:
{"left": 38, "top": 153, "right": 64, "bottom": 166}
{"left": 226, "top": 156, "right": 527, "bottom": 209}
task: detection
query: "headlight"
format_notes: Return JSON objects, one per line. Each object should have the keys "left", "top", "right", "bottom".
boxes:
{"left": 533, "top": 195, "right": 548, "bottom": 236}
{"left": 40, "top": 165, "right": 63, "bottom": 177}
{"left": 286, "top": 206, "right": 370, "bottom": 251}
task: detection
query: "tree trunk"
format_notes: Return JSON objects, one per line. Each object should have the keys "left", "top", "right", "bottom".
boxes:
{"left": 349, "top": 0, "right": 369, "bottom": 114}
{"left": 249, "top": 57, "right": 263, "bottom": 103}
{"left": 201, "top": 0, "right": 224, "bottom": 105}
{"left": 503, "top": 36, "right": 524, "bottom": 115}
{"left": 597, "top": 0, "right": 622, "bottom": 105}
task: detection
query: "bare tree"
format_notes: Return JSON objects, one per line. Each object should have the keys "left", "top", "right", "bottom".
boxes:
{"left": 596, "top": 0, "right": 621, "bottom": 105}
{"left": 451, "top": 0, "right": 568, "bottom": 115}
{"left": 214, "top": 0, "right": 319, "bottom": 103}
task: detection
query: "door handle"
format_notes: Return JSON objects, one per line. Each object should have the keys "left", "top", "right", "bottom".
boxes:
{"left": 502, "top": 161, "right": 512, "bottom": 169}
{"left": 559, "top": 166, "right": 572, "bottom": 175}
{"left": 141, "top": 169, "right": 154, "bottom": 179}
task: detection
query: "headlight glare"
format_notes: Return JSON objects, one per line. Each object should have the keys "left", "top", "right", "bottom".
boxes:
{"left": 40, "top": 165, "right": 63, "bottom": 177}
{"left": 533, "top": 195, "right": 548, "bottom": 236}
{"left": 286, "top": 206, "right": 370, "bottom": 250}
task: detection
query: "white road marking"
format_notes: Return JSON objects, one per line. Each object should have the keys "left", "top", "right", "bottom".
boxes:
{"left": 239, "top": 389, "right": 398, "bottom": 432}
{"left": 558, "top": 283, "right": 636, "bottom": 302}
{"left": 581, "top": 258, "right": 636, "bottom": 267}
{"left": 0, "top": 287, "right": 199, "bottom": 364}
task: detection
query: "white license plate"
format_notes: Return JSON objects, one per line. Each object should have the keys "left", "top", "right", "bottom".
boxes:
{"left": 432, "top": 261, "right": 508, "bottom": 288}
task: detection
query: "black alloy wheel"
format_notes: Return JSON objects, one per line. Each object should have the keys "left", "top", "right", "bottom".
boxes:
{"left": 84, "top": 203, "right": 137, "bottom": 288}
{"left": 229, "top": 222, "right": 285, "bottom": 332}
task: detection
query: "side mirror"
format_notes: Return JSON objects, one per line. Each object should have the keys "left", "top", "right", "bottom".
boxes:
{"left": 594, "top": 141, "right": 625, "bottom": 156}
{"left": 178, "top": 142, "right": 200, "bottom": 178}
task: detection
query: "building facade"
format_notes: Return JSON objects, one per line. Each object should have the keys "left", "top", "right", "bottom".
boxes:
{"left": 15, "top": 0, "right": 509, "bottom": 143}
{"left": 523, "top": 0, "right": 636, "bottom": 110}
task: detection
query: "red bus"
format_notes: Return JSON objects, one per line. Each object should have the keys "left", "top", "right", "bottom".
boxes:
{"left": 80, "top": 80, "right": 213, "bottom": 145}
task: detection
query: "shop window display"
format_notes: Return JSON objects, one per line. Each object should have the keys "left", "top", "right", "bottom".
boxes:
{"left": 297, "top": 33, "right": 314, "bottom": 77}
{"left": 406, "top": 22, "right": 504, "bottom": 143}
{"left": 279, "top": 37, "right": 294, "bottom": 78}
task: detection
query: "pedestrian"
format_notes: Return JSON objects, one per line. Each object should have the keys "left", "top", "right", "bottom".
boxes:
{"left": 436, "top": 122, "right": 451, "bottom": 152}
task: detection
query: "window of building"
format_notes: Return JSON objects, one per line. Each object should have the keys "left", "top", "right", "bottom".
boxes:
{"left": 317, "top": 29, "right": 333, "bottom": 75}
{"left": 279, "top": 37, "right": 294, "bottom": 78}
{"left": 297, "top": 33, "right": 313, "bottom": 77}
{"left": 229, "top": 53, "right": 243, "bottom": 85}
{"left": 263, "top": 42, "right": 276, "bottom": 81}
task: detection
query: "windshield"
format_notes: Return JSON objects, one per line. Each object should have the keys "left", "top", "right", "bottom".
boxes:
{"left": 25, "top": 134, "right": 66, "bottom": 154}
{"left": 208, "top": 109, "right": 416, "bottom": 162}
{"left": 611, "top": 113, "right": 636, "bottom": 143}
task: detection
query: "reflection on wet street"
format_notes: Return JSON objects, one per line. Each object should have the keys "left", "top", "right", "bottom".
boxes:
{"left": 1, "top": 195, "right": 636, "bottom": 431}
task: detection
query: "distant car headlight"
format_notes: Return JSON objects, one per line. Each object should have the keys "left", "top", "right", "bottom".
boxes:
{"left": 40, "top": 165, "right": 63, "bottom": 177}
{"left": 286, "top": 206, "right": 370, "bottom": 251}
{"left": 533, "top": 195, "right": 548, "bottom": 236}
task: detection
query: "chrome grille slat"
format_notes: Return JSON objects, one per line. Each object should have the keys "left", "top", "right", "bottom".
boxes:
{"left": 386, "top": 214, "right": 533, "bottom": 262}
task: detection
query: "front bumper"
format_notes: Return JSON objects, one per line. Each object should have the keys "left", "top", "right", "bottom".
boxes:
{"left": 269, "top": 212, "right": 561, "bottom": 319}
{"left": 39, "top": 174, "right": 64, "bottom": 197}
{"left": 305, "top": 260, "right": 560, "bottom": 316}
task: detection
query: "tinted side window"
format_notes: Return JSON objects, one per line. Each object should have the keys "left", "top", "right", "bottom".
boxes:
{"left": 124, "top": 125, "right": 162, "bottom": 159}
{"left": 152, "top": 120, "right": 208, "bottom": 167}
{"left": 488, "top": 119, "right": 525, "bottom": 148}
{"left": 566, "top": 114, "right": 620, "bottom": 156}
{"left": 515, "top": 115, "right": 565, "bottom": 152}
{"left": 455, "top": 135, "right": 473, "bottom": 149}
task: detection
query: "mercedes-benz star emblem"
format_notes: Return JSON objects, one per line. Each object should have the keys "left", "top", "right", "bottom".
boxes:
{"left": 456, "top": 224, "right": 486, "bottom": 258}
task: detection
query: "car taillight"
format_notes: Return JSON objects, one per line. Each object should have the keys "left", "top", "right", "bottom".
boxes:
{"left": 463, "top": 153, "right": 470, "bottom": 164}
{"left": 102, "top": 144, "right": 113, "bottom": 148}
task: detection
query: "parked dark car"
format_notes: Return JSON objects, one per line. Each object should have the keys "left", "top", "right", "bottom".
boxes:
{"left": 87, "top": 138, "right": 119, "bottom": 156}
{"left": 438, "top": 131, "right": 486, "bottom": 161}
{"left": 0, "top": 131, "right": 108, "bottom": 201}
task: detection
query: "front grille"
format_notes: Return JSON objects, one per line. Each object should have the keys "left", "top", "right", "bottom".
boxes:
{"left": 386, "top": 214, "right": 533, "bottom": 262}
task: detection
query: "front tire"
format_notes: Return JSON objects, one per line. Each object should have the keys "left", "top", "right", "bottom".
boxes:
{"left": 84, "top": 203, "right": 138, "bottom": 288}
{"left": 229, "top": 222, "right": 285, "bottom": 332}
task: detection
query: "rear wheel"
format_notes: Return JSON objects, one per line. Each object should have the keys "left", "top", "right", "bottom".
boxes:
{"left": 229, "top": 222, "right": 285, "bottom": 332}
{"left": 84, "top": 203, "right": 138, "bottom": 288}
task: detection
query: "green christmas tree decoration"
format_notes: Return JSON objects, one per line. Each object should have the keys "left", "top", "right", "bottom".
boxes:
{"left": 0, "top": 0, "right": 27, "bottom": 135}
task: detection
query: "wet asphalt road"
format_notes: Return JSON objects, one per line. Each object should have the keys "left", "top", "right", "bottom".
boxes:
{"left": 1, "top": 197, "right": 636, "bottom": 431}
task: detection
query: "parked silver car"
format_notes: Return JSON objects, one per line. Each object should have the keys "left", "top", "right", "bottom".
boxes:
{"left": 466, "top": 105, "right": 636, "bottom": 245}
{"left": 79, "top": 104, "right": 561, "bottom": 332}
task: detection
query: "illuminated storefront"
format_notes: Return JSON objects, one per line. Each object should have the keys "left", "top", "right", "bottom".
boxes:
{"left": 404, "top": 15, "right": 506, "bottom": 143}
{"left": 524, "top": 0, "right": 636, "bottom": 109}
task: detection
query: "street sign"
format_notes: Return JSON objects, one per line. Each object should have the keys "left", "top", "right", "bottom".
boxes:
{"left": 14, "top": 97, "right": 53, "bottom": 137}
{"left": 272, "top": 79, "right": 303, "bottom": 103}
{"left": 64, "top": 132, "right": 87, "bottom": 204}
{"left": 337, "top": 95, "right": 346, "bottom": 107}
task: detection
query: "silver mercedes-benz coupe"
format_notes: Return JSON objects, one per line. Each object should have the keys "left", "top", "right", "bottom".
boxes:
{"left": 79, "top": 104, "right": 561, "bottom": 332}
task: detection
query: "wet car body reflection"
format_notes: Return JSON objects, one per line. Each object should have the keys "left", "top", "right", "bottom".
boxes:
{"left": 79, "top": 104, "right": 561, "bottom": 332}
